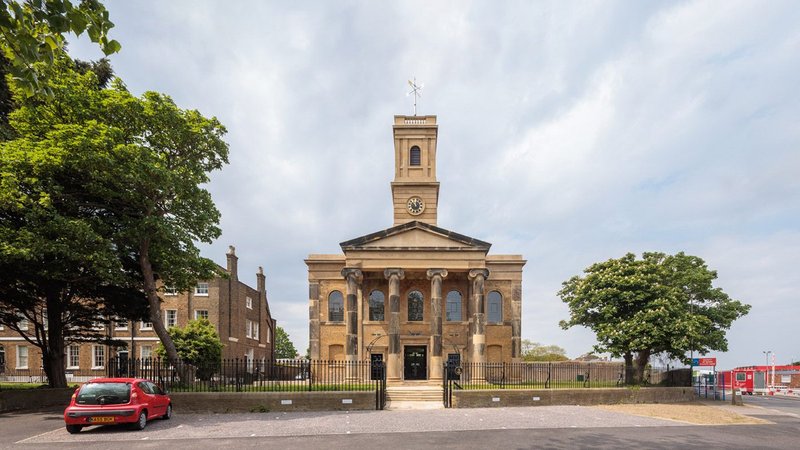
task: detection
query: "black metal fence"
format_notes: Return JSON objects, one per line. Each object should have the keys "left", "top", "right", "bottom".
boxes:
{"left": 107, "top": 358, "right": 386, "bottom": 403}
{"left": 443, "top": 362, "right": 690, "bottom": 406}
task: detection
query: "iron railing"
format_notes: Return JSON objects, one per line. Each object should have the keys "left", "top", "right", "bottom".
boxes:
{"left": 105, "top": 358, "right": 384, "bottom": 392}
{"left": 443, "top": 362, "right": 690, "bottom": 407}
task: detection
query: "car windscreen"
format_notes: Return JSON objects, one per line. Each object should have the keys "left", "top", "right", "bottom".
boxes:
{"left": 76, "top": 382, "right": 131, "bottom": 405}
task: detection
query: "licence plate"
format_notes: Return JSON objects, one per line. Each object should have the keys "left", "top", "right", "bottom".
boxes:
{"left": 88, "top": 416, "right": 115, "bottom": 423}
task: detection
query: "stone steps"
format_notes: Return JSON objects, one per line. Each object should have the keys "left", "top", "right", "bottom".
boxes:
{"left": 385, "top": 386, "right": 444, "bottom": 409}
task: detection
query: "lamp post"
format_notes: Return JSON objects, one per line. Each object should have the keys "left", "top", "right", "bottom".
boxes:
{"left": 762, "top": 350, "right": 772, "bottom": 392}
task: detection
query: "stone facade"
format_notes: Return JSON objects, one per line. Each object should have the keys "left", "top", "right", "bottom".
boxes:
{"left": 306, "top": 115, "right": 525, "bottom": 383}
{"left": 0, "top": 247, "right": 276, "bottom": 381}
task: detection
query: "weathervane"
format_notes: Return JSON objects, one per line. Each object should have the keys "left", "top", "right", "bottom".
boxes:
{"left": 407, "top": 77, "right": 423, "bottom": 116}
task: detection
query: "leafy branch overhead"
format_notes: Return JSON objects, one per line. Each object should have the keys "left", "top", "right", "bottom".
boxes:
{"left": 0, "top": 0, "right": 120, "bottom": 96}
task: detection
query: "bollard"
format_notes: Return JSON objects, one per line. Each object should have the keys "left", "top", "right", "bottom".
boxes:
{"left": 731, "top": 388, "right": 743, "bottom": 406}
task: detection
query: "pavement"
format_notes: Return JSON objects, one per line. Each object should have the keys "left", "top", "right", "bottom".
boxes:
{"left": 2, "top": 398, "right": 798, "bottom": 449}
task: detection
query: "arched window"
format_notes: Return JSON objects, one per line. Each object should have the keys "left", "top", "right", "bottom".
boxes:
{"left": 408, "top": 290, "right": 424, "bottom": 321}
{"left": 409, "top": 146, "right": 421, "bottom": 166}
{"left": 369, "top": 290, "right": 385, "bottom": 321}
{"left": 487, "top": 291, "right": 502, "bottom": 323}
{"left": 445, "top": 291, "right": 462, "bottom": 322}
{"left": 328, "top": 291, "right": 344, "bottom": 322}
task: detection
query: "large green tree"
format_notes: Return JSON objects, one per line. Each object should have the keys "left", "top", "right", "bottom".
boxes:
{"left": 274, "top": 326, "right": 298, "bottom": 359}
{"left": 0, "top": 0, "right": 120, "bottom": 96}
{"left": 558, "top": 252, "right": 750, "bottom": 383}
{"left": 0, "top": 55, "right": 144, "bottom": 387}
{"left": 1, "top": 50, "right": 228, "bottom": 372}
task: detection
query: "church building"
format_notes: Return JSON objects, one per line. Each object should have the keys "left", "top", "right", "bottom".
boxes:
{"left": 306, "top": 115, "right": 525, "bottom": 383}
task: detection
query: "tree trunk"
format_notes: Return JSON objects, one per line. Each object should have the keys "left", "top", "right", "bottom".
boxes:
{"left": 635, "top": 350, "right": 651, "bottom": 385}
{"left": 623, "top": 351, "right": 634, "bottom": 385}
{"left": 138, "top": 238, "right": 180, "bottom": 362}
{"left": 44, "top": 296, "right": 67, "bottom": 388}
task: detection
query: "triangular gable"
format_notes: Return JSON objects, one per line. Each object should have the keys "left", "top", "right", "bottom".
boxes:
{"left": 340, "top": 221, "right": 491, "bottom": 251}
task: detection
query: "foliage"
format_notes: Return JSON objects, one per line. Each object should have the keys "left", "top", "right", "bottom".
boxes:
{"left": 0, "top": 0, "right": 120, "bottom": 96}
{"left": 0, "top": 49, "right": 227, "bottom": 377}
{"left": 155, "top": 319, "right": 222, "bottom": 367}
{"left": 274, "top": 326, "right": 298, "bottom": 359}
{"left": 0, "top": 53, "right": 145, "bottom": 387}
{"left": 521, "top": 339, "right": 569, "bottom": 362}
{"left": 558, "top": 252, "right": 750, "bottom": 383}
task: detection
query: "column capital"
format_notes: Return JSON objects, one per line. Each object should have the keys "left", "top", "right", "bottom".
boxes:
{"left": 468, "top": 268, "right": 490, "bottom": 280}
{"left": 383, "top": 268, "right": 405, "bottom": 280}
{"left": 341, "top": 267, "right": 363, "bottom": 284}
{"left": 426, "top": 268, "right": 448, "bottom": 280}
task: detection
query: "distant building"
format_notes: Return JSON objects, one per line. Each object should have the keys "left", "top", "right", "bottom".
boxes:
{"left": 0, "top": 246, "right": 275, "bottom": 381}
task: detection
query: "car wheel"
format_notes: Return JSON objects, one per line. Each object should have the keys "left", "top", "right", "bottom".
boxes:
{"left": 65, "top": 425, "right": 82, "bottom": 434}
{"left": 131, "top": 411, "right": 147, "bottom": 430}
{"left": 162, "top": 404, "right": 172, "bottom": 420}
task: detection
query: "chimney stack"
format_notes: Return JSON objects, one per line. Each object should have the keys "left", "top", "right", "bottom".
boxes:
{"left": 257, "top": 266, "right": 266, "bottom": 294}
{"left": 226, "top": 245, "right": 238, "bottom": 280}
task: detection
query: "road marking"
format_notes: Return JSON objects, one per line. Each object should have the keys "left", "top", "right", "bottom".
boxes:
{"left": 15, "top": 427, "right": 64, "bottom": 444}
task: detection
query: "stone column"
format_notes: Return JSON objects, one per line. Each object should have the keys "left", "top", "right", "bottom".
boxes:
{"left": 308, "top": 282, "right": 320, "bottom": 360}
{"left": 511, "top": 284, "right": 523, "bottom": 363}
{"left": 468, "top": 268, "right": 489, "bottom": 381}
{"left": 384, "top": 268, "right": 405, "bottom": 381}
{"left": 427, "top": 269, "right": 448, "bottom": 381}
{"left": 341, "top": 268, "right": 363, "bottom": 375}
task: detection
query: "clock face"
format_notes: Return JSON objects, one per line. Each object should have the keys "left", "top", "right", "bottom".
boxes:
{"left": 407, "top": 196, "right": 425, "bottom": 215}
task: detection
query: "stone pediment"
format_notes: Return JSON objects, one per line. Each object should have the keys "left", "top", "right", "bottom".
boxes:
{"left": 340, "top": 221, "right": 491, "bottom": 251}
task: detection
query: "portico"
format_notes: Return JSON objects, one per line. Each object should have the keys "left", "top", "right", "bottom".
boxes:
{"left": 306, "top": 115, "right": 525, "bottom": 385}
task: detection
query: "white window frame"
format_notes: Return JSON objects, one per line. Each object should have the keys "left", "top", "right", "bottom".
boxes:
{"left": 92, "top": 345, "right": 105, "bottom": 369}
{"left": 246, "top": 296, "right": 253, "bottom": 309}
{"left": 67, "top": 345, "right": 80, "bottom": 369}
{"left": 16, "top": 345, "right": 29, "bottom": 369}
{"left": 246, "top": 319, "right": 253, "bottom": 339}
{"left": 115, "top": 319, "right": 128, "bottom": 330}
{"left": 194, "top": 310, "right": 209, "bottom": 320}
{"left": 266, "top": 327, "right": 271, "bottom": 343}
{"left": 253, "top": 322, "right": 259, "bottom": 340}
{"left": 140, "top": 345, "right": 152, "bottom": 361}
{"left": 164, "top": 286, "right": 178, "bottom": 296}
{"left": 18, "top": 317, "right": 29, "bottom": 331}
{"left": 140, "top": 321, "right": 153, "bottom": 330}
{"left": 164, "top": 309, "right": 177, "bottom": 328}
{"left": 195, "top": 282, "right": 209, "bottom": 296}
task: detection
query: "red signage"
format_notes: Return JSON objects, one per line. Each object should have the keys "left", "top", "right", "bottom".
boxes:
{"left": 692, "top": 357, "right": 717, "bottom": 366}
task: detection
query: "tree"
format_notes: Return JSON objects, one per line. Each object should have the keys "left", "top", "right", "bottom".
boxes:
{"left": 0, "top": 54, "right": 146, "bottom": 387}
{"left": 558, "top": 252, "right": 750, "bottom": 384}
{"left": 96, "top": 85, "right": 229, "bottom": 362}
{"left": 521, "top": 340, "right": 569, "bottom": 362}
{"left": 274, "top": 326, "right": 298, "bottom": 359}
{"left": 0, "top": 0, "right": 120, "bottom": 96}
{"left": 1, "top": 50, "right": 228, "bottom": 371}
{"left": 155, "top": 319, "right": 222, "bottom": 379}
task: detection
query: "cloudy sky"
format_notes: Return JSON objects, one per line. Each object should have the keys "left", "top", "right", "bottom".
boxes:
{"left": 70, "top": 0, "right": 799, "bottom": 369}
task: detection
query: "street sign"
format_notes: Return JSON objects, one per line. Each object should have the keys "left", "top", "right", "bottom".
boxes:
{"left": 692, "top": 357, "right": 717, "bottom": 366}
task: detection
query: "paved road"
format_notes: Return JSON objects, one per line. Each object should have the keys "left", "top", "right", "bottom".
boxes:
{"left": 743, "top": 394, "right": 800, "bottom": 417}
{"left": 3, "top": 403, "right": 798, "bottom": 449}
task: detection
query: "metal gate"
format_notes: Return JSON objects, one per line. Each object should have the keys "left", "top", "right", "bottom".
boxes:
{"left": 443, "top": 361, "right": 462, "bottom": 408}
{"left": 374, "top": 361, "right": 386, "bottom": 410}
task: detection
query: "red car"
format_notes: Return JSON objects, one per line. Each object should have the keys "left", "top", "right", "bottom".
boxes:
{"left": 63, "top": 378, "right": 172, "bottom": 434}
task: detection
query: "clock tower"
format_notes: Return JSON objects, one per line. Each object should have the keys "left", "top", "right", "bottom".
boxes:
{"left": 391, "top": 115, "right": 440, "bottom": 226}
